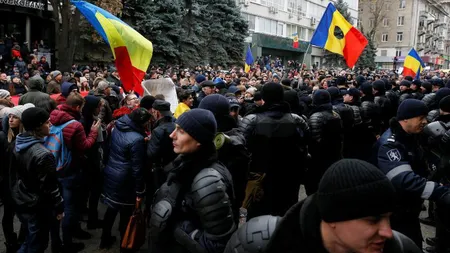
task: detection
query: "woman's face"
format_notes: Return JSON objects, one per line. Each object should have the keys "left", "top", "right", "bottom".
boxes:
{"left": 183, "top": 95, "right": 194, "bottom": 107}
{"left": 169, "top": 125, "right": 200, "bottom": 154}
{"left": 126, "top": 95, "right": 139, "bottom": 107}
{"left": 9, "top": 115, "right": 20, "bottom": 128}
{"left": 12, "top": 77, "right": 20, "bottom": 84}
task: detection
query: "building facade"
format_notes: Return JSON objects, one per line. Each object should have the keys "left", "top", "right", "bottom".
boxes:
{"left": 359, "top": 0, "right": 450, "bottom": 70}
{"left": 237, "top": 0, "right": 359, "bottom": 68}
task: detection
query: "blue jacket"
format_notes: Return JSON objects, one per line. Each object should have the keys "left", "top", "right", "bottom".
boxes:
{"left": 373, "top": 120, "right": 448, "bottom": 214}
{"left": 102, "top": 114, "right": 146, "bottom": 209}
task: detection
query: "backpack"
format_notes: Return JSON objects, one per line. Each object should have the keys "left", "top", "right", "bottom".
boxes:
{"left": 44, "top": 120, "right": 76, "bottom": 171}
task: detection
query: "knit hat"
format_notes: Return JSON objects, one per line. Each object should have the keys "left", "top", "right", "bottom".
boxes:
{"left": 440, "top": 95, "right": 450, "bottom": 113}
{"left": 422, "top": 81, "right": 432, "bottom": 93}
{"left": 152, "top": 100, "right": 172, "bottom": 117}
{"left": 97, "top": 80, "right": 110, "bottom": 91}
{"left": 359, "top": 82, "right": 373, "bottom": 96}
{"left": 195, "top": 75, "right": 206, "bottom": 84}
{"left": 313, "top": 90, "right": 331, "bottom": 106}
{"left": 6, "top": 103, "right": 35, "bottom": 120}
{"left": 140, "top": 95, "right": 156, "bottom": 110}
{"left": 198, "top": 94, "right": 230, "bottom": 116}
{"left": 129, "top": 107, "right": 151, "bottom": 125}
{"left": 342, "top": 88, "right": 360, "bottom": 100}
{"left": 412, "top": 79, "right": 422, "bottom": 88}
{"left": 80, "top": 77, "right": 88, "bottom": 84}
{"left": 404, "top": 76, "right": 413, "bottom": 81}
{"left": 0, "top": 89, "right": 10, "bottom": 99}
{"left": 397, "top": 99, "right": 428, "bottom": 120}
{"left": 399, "top": 80, "right": 411, "bottom": 87}
{"left": 317, "top": 159, "right": 395, "bottom": 223}
{"left": 372, "top": 80, "right": 386, "bottom": 93}
{"left": 356, "top": 75, "right": 366, "bottom": 86}
{"left": 176, "top": 108, "right": 217, "bottom": 145}
{"left": 50, "top": 70, "right": 62, "bottom": 79}
{"left": 262, "top": 82, "right": 284, "bottom": 104}
{"left": 21, "top": 107, "right": 49, "bottom": 131}
{"left": 435, "top": 88, "right": 450, "bottom": 103}
{"left": 327, "top": 87, "right": 341, "bottom": 101}
{"left": 431, "top": 78, "right": 444, "bottom": 87}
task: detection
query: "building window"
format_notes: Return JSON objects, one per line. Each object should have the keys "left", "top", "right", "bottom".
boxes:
{"left": 357, "top": 19, "right": 362, "bottom": 28}
{"left": 397, "top": 16, "right": 404, "bottom": 26}
{"left": 399, "top": 0, "right": 405, "bottom": 9}
{"left": 382, "top": 33, "right": 389, "bottom": 42}
{"left": 419, "top": 20, "right": 425, "bottom": 27}
{"left": 396, "top": 32, "right": 403, "bottom": 42}
{"left": 385, "top": 3, "right": 390, "bottom": 11}
{"left": 396, "top": 50, "right": 402, "bottom": 56}
{"left": 381, "top": 50, "right": 387, "bottom": 56}
{"left": 369, "top": 19, "right": 375, "bottom": 28}
{"left": 277, "top": 23, "right": 284, "bottom": 36}
{"left": 383, "top": 18, "right": 389, "bottom": 27}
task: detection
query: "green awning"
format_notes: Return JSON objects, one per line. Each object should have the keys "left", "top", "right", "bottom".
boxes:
{"left": 252, "top": 33, "right": 311, "bottom": 53}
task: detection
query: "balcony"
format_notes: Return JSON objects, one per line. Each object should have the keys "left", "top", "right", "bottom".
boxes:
{"left": 418, "top": 26, "right": 426, "bottom": 35}
{"left": 426, "top": 30, "right": 434, "bottom": 38}
{"left": 417, "top": 42, "right": 425, "bottom": 51}
{"left": 420, "top": 10, "right": 428, "bottom": 18}
{"left": 435, "top": 19, "right": 446, "bottom": 27}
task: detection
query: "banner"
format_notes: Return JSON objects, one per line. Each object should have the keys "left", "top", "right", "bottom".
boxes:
{"left": 141, "top": 78, "right": 178, "bottom": 113}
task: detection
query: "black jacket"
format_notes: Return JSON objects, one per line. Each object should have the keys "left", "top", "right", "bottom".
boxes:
{"left": 10, "top": 133, "right": 63, "bottom": 212}
{"left": 147, "top": 115, "right": 177, "bottom": 168}
{"left": 225, "top": 195, "right": 421, "bottom": 253}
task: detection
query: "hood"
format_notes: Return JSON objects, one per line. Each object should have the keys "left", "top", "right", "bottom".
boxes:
{"left": 61, "top": 82, "right": 78, "bottom": 97}
{"left": 82, "top": 95, "right": 101, "bottom": 116}
{"left": 50, "top": 104, "right": 80, "bottom": 125}
{"left": 115, "top": 114, "right": 145, "bottom": 135}
{"left": 15, "top": 132, "right": 44, "bottom": 153}
{"left": 28, "top": 75, "right": 45, "bottom": 91}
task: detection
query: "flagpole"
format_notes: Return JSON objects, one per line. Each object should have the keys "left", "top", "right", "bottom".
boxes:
{"left": 301, "top": 42, "right": 312, "bottom": 68}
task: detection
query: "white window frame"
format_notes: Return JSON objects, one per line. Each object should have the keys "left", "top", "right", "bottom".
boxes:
{"left": 382, "top": 33, "right": 389, "bottom": 42}
{"left": 397, "top": 16, "right": 404, "bottom": 26}
{"left": 399, "top": 0, "right": 406, "bottom": 9}
{"left": 383, "top": 18, "right": 389, "bottom": 27}
{"left": 396, "top": 32, "right": 403, "bottom": 42}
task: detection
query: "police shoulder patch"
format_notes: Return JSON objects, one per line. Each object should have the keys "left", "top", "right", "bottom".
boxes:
{"left": 386, "top": 149, "right": 401, "bottom": 162}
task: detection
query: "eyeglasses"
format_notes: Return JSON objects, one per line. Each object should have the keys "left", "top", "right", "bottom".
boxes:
{"left": 128, "top": 97, "right": 138, "bottom": 101}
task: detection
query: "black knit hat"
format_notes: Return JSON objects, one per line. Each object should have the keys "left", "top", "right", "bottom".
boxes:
{"left": 399, "top": 80, "right": 411, "bottom": 87}
{"left": 372, "top": 80, "right": 386, "bottom": 93}
{"left": 140, "top": 95, "right": 156, "bottom": 110}
{"left": 262, "top": 82, "right": 284, "bottom": 104}
{"left": 397, "top": 99, "right": 428, "bottom": 120}
{"left": 435, "top": 88, "right": 450, "bottom": 103}
{"left": 317, "top": 159, "right": 395, "bottom": 223}
{"left": 412, "top": 79, "right": 422, "bottom": 88}
{"left": 422, "top": 81, "right": 432, "bottom": 93}
{"left": 176, "top": 108, "right": 217, "bottom": 145}
{"left": 22, "top": 107, "right": 50, "bottom": 131}
{"left": 313, "top": 89, "right": 331, "bottom": 106}
{"left": 129, "top": 107, "right": 151, "bottom": 125}
{"left": 327, "top": 87, "right": 341, "bottom": 101}
{"left": 198, "top": 94, "right": 230, "bottom": 116}
{"left": 440, "top": 95, "right": 450, "bottom": 113}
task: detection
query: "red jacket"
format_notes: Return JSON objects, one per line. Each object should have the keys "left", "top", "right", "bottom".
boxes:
{"left": 50, "top": 104, "right": 98, "bottom": 175}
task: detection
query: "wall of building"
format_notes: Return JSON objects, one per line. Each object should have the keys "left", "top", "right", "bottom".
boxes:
{"left": 238, "top": 0, "right": 359, "bottom": 67}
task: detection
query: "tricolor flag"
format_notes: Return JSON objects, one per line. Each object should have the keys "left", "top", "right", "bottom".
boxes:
{"left": 310, "top": 3, "right": 368, "bottom": 68}
{"left": 403, "top": 48, "right": 425, "bottom": 79}
{"left": 292, "top": 33, "right": 299, "bottom": 48}
{"left": 244, "top": 44, "right": 254, "bottom": 73}
{"left": 72, "top": 0, "right": 153, "bottom": 95}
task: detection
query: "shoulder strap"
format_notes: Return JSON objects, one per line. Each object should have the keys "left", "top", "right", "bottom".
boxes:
{"left": 57, "top": 119, "right": 76, "bottom": 130}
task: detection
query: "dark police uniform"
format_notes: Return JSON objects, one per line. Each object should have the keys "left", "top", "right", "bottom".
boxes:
{"left": 374, "top": 120, "right": 449, "bottom": 248}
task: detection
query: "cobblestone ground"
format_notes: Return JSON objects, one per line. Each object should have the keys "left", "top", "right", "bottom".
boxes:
{"left": 0, "top": 186, "right": 436, "bottom": 253}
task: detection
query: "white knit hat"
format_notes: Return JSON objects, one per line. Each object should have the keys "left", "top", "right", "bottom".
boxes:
{"left": 6, "top": 103, "right": 35, "bottom": 120}
{"left": 0, "top": 89, "right": 10, "bottom": 99}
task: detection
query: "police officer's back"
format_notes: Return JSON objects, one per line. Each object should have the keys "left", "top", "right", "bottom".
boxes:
{"left": 373, "top": 99, "right": 450, "bottom": 248}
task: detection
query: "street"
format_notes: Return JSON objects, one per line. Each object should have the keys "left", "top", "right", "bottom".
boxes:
{"left": 0, "top": 186, "right": 436, "bottom": 252}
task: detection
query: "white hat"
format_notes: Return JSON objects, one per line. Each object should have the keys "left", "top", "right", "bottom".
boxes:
{"left": 0, "top": 89, "right": 10, "bottom": 99}
{"left": 6, "top": 103, "right": 35, "bottom": 120}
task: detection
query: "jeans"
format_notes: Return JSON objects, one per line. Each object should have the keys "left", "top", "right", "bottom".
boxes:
{"left": 58, "top": 174, "right": 82, "bottom": 245}
{"left": 17, "top": 207, "right": 53, "bottom": 253}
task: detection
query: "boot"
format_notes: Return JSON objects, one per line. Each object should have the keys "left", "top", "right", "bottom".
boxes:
{"left": 5, "top": 242, "right": 20, "bottom": 253}
{"left": 99, "top": 236, "right": 116, "bottom": 250}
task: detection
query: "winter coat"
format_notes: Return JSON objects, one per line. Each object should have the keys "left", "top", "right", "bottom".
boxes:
{"left": 147, "top": 115, "right": 177, "bottom": 169}
{"left": 46, "top": 80, "right": 60, "bottom": 94}
{"left": 102, "top": 115, "right": 146, "bottom": 209}
{"left": 9, "top": 133, "right": 63, "bottom": 213}
{"left": 49, "top": 104, "right": 98, "bottom": 177}
{"left": 19, "top": 78, "right": 56, "bottom": 113}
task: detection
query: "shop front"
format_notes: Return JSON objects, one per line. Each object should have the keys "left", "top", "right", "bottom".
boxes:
{"left": 0, "top": 0, "right": 54, "bottom": 64}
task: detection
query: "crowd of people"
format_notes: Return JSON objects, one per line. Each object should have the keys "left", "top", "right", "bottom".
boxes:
{"left": 1, "top": 58, "right": 450, "bottom": 253}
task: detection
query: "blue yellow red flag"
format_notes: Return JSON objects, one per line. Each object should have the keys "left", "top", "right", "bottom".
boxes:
{"left": 245, "top": 44, "right": 254, "bottom": 73}
{"left": 71, "top": 0, "right": 153, "bottom": 95}
{"left": 310, "top": 3, "right": 367, "bottom": 68}
{"left": 403, "top": 48, "right": 425, "bottom": 79}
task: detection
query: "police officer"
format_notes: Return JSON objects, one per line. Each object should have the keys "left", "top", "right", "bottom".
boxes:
{"left": 374, "top": 99, "right": 450, "bottom": 248}
{"left": 225, "top": 159, "right": 421, "bottom": 253}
